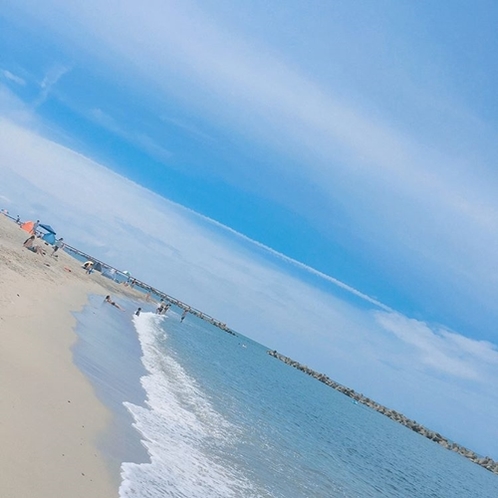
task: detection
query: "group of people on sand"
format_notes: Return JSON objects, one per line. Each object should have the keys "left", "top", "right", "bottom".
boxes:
{"left": 22, "top": 234, "right": 65, "bottom": 258}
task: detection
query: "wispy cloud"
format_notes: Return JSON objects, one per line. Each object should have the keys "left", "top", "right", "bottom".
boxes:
{"left": 375, "top": 311, "right": 498, "bottom": 382}
{"left": 2, "top": 69, "right": 26, "bottom": 86}
{"left": 90, "top": 107, "right": 172, "bottom": 162}
{"left": 160, "top": 115, "right": 215, "bottom": 143}
{"left": 0, "top": 83, "right": 37, "bottom": 125}
{"left": 188, "top": 212, "right": 394, "bottom": 312}
{"left": 34, "top": 64, "right": 71, "bottom": 107}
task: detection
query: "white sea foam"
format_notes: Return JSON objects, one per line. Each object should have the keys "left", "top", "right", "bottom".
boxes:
{"left": 119, "top": 313, "right": 257, "bottom": 498}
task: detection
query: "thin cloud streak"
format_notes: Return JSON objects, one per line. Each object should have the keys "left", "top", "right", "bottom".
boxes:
{"left": 193, "top": 214, "right": 394, "bottom": 313}
{"left": 34, "top": 64, "right": 71, "bottom": 107}
{"left": 89, "top": 108, "right": 172, "bottom": 162}
{"left": 2, "top": 69, "right": 26, "bottom": 86}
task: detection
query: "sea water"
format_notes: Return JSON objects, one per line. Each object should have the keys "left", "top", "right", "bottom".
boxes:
{"left": 73, "top": 296, "right": 498, "bottom": 497}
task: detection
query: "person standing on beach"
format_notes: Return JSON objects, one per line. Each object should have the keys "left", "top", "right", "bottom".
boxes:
{"left": 32, "top": 220, "right": 39, "bottom": 234}
{"left": 50, "top": 238, "right": 64, "bottom": 257}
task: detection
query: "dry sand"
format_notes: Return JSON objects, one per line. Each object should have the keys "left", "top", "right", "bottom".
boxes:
{"left": 0, "top": 214, "right": 144, "bottom": 498}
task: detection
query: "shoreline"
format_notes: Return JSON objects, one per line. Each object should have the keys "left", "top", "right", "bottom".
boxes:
{"left": 71, "top": 293, "right": 151, "bottom": 485}
{"left": 0, "top": 215, "right": 145, "bottom": 497}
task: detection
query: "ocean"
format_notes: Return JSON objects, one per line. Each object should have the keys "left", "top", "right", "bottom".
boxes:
{"left": 73, "top": 295, "right": 498, "bottom": 497}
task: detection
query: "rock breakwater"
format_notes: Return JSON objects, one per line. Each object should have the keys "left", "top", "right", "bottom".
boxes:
{"left": 268, "top": 350, "right": 498, "bottom": 476}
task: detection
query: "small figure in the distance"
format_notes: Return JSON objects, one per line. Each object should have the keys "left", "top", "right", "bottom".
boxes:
{"left": 50, "top": 237, "right": 64, "bottom": 257}
{"left": 104, "top": 295, "right": 124, "bottom": 311}
{"left": 135, "top": 307, "right": 142, "bottom": 316}
{"left": 83, "top": 261, "right": 94, "bottom": 274}
{"left": 180, "top": 309, "right": 188, "bottom": 322}
{"left": 156, "top": 302, "right": 170, "bottom": 315}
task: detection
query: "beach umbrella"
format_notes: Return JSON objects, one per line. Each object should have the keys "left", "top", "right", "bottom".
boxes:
{"left": 38, "top": 224, "right": 57, "bottom": 245}
{"left": 39, "top": 224, "right": 56, "bottom": 234}
{"left": 21, "top": 221, "right": 35, "bottom": 233}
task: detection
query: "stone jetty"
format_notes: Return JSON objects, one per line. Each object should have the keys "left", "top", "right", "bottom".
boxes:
{"left": 268, "top": 350, "right": 498, "bottom": 476}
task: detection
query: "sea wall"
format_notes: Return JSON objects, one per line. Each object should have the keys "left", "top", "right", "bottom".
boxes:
{"left": 267, "top": 350, "right": 498, "bottom": 476}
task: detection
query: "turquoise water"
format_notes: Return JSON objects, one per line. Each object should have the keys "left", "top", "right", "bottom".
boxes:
{"left": 73, "top": 296, "right": 498, "bottom": 497}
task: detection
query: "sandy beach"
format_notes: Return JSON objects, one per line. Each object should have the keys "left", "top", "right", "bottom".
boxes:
{"left": 0, "top": 214, "right": 142, "bottom": 497}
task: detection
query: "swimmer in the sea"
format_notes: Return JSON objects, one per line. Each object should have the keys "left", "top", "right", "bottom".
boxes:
{"left": 104, "top": 295, "right": 124, "bottom": 311}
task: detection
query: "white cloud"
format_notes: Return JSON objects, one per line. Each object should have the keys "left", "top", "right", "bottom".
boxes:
{"left": 375, "top": 311, "right": 498, "bottom": 382}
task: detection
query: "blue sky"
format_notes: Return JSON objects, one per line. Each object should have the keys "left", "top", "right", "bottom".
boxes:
{"left": 2, "top": 1, "right": 498, "bottom": 458}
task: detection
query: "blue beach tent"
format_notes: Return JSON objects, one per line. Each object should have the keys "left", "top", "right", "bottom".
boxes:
{"left": 39, "top": 223, "right": 57, "bottom": 245}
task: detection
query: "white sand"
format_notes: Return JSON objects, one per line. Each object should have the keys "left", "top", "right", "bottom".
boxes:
{"left": 0, "top": 214, "right": 143, "bottom": 497}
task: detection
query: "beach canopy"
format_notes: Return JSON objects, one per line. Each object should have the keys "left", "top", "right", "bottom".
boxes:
{"left": 38, "top": 223, "right": 57, "bottom": 245}
{"left": 39, "top": 224, "right": 56, "bottom": 234}
{"left": 21, "top": 221, "right": 35, "bottom": 233}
